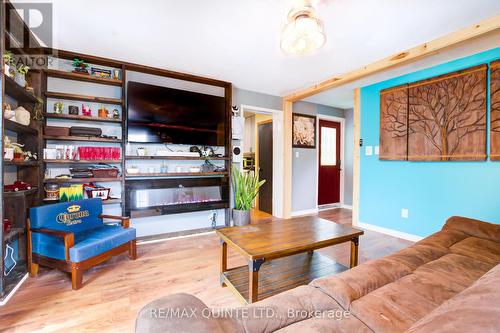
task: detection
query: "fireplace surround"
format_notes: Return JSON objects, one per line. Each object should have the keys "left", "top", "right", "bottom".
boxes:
{"left": 125, "top": 177, "right": 229, "bottom": 218}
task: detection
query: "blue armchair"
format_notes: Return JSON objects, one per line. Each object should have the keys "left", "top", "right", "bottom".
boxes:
{"left": 28, "top": 198, "right": 137, "bottom": 289}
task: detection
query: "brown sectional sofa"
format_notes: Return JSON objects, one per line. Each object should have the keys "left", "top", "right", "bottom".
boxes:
{"left": 135, "top": 216, "right": 500, "bottom": 332}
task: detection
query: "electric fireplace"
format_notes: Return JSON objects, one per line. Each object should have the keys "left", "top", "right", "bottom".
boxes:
{"left": 125, "top": 177, "right": 229, "bottom": 218}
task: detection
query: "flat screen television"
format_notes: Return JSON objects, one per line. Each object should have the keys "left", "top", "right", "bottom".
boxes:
{"left": 127, "top": 81, "right": 226, "bottom": 146}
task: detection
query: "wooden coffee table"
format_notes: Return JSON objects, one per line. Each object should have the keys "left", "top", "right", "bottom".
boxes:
{"left": 216, "top": 216, "right": 364, "bottom": 304}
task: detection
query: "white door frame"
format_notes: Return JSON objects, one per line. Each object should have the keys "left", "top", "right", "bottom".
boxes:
{"left": 316, "top": 114, "right": 345, "bottom": 209}
{"left": 240, "top": 104, "right": 284, "bottom": 218}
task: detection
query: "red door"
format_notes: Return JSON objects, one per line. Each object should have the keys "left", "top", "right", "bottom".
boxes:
{"left": 318, "top": 119, "right": 341, "bottom": 205}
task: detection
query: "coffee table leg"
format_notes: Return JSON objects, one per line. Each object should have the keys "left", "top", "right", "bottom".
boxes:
{"left": 220, "top": 240, "right": 227, "bottom": 287}
{"left": 350, "top": 236, "right": 359, "bottom": 268}
{"left": 248, "top": 258, "right": 265, "bottom": 303}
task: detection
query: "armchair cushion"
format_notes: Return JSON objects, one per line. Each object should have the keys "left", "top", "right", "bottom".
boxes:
{"left": 69, "top": 225, "right": 136, "bottom": 262}
{"left": 30, "top": 198, "right": 104, "bottom": 233}
{"left": 32, "top": 225, "right": 135, "bottom": 262}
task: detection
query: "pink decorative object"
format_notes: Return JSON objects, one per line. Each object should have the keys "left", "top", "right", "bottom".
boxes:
{"left": 77, "top": 147, "right": 121, "bottom": 160}
{"left": 81, "top": 104, "right": 92, "bottom": 116}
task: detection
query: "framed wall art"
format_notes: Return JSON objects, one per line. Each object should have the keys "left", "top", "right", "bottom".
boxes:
{"left": 490, "top": 59, "right": 500, "bottom": 161}
{"left": 380, "top": 84, "right": 408, "bottom": 160}
{"left": 407, "top": 64, "right": 487, "bottom": 161}
{"left": 292, "top": 113, "right": 316, "bottom": 148}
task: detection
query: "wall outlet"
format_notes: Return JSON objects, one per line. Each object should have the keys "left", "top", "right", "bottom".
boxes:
{"left": 375, "top": 146, "right": 380, "bottom": 155}
{"left": 295, "top": 151, "right": 299, "bottom": 158}
{"left": 365, "top": 146, "right": 373, "bottom": 156}
{"left": 401, "top": 208, "right": 409, "bottom": 219}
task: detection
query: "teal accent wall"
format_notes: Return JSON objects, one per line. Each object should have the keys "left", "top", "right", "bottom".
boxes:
{"left": 360, "top": 47, "right": 500, "bottom": 237}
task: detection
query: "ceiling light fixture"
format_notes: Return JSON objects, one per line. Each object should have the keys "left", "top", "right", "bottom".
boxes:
{"left": 280, "top": 0, "right": 326, "bottom": 55}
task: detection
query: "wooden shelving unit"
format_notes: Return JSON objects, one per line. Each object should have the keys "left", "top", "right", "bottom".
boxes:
{"left": 44, "top": 69, "right": 122, "bottom": 86}
{"left": 125, "top": 155, "right": 229, "bottom": 161}
{"left": 3, "top": 160, "right": 40, "bottom": 166}
{"left": 44, "top": 113, "right": 122, "bottom": 123}
{"left": 45, "top": 91, "right": 122, "bottom": 105}
{"left": 44, "top": 159, "right": 122, "bottom": 164}
{"left": 44, "top": 135, "right": 122, "bottom": 143}
{"left": 4, "top": 119, "right": 38, "bottom": 135}
{"left": 3, "top": 188, "right": 39, "bottom": 197}
{"left": 126, "top": 171, "right": 228, "bottom": 178}
{"left": 43, "top": 177, "right": 123, "bottom": 183}
{"left": 4, "top": 75, "right": 38, "bottom": 103}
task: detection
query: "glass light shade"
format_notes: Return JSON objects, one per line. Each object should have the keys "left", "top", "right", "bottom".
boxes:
{"left": 281, "top": 15, "right": 326, "bottom": 55}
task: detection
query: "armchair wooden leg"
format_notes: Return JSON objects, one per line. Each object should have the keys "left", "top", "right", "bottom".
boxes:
{"left": 129, "top": 240, "right": 137, "bottom": 260}
{"left": 71, "top": 265, "right": 83, "bottom": 290}
{"left": 29, "top": 262, "right": 39, "bottom": 277}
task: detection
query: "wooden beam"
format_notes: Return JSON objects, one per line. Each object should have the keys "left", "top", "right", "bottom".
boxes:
{"left": 283, "top": 99, "right": 293, "bottom": 218}
{"left": 285, "top": 14, "right": 500, "bottom": 101}
{"left": 352, "top": 88, "right": 361, "bottom": 226}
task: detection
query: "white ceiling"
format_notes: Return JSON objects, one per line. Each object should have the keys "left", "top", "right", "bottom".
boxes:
{"left": 14, "top": 0, "right": 500, "bottom": 107}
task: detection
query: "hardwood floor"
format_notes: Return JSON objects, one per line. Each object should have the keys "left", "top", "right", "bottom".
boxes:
{"left": 0, "top": 209, "right": 412, "bottom": 332}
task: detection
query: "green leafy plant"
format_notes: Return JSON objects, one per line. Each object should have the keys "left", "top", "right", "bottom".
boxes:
{"left": 72, "top": 58, "right": 88, "bottom": 69}
{"left": 231, "top": 165, "right": 265, "bottom": 211}
{"left": 16, "top": 64, "right": 29, "bottom": 75}
{"left": 3, "top": 51, "right": 13, "bottom": 64}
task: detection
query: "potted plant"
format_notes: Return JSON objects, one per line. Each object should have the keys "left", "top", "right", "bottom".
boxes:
{"left": 12, "top": 143, "right": 25, "bottom": 161}
{"left": 14, "top": 64, "right": 29, "bottom": 87}
{"left": 72, "top": 58, "right": 89, "bottom": 74}
{"left": 3, "top": 51, "right": 14, "bottom": 78}
{"left": 231, "top": 166, "right": 265, "bottom": 226}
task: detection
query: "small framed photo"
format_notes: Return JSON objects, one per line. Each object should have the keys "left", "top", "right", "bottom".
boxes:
{"left": 292, "top": 113, "right": 316, "bottom": 148}
{"left": 90, "top": 67, "right": 112, "bottom": 79}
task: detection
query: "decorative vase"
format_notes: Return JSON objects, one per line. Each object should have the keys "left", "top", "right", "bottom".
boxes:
{"left": 232, "top": 209, "right": 251, "bottom": 226}
{"left": 14, "top": 72, "right": 26, "bottom": 87}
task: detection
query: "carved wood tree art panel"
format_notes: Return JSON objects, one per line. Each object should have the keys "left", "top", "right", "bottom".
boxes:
{"left": 490, "top": 60, "right": 500, "bottom": 161}
{"left": 407, "top": 65, "right": 487, "bottom": 161}
{"left": 380, "top": 84, "right": 408, "bottom": 160}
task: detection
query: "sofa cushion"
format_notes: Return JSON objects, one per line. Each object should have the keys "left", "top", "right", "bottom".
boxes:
{"left": 232, "top": 285, "right": 340, "bottom": 333}
{"left": 69, "top": 225, "right": 136, "bottom": 262}
{"left": 275, "top": 314, "right": 373, "bottom": 333}
{"left": 442, "top": 216, "right": 500, "bottom": 243}
{"left": 310, "top": 241, "right": 449, "bottom": 309}
{"left": 406, "top": 264, "right": 500, "bottom": 333}
{"left": 349, "top": 253, "right": 494, "bottom": 333}
{"left": 449, "top": 237, "right": 500, "bottom": 265}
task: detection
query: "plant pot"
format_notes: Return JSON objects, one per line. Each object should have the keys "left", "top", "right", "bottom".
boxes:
{"left": 13, "top": 152, "right": 23, "bottom": 161}
{"left": 14, "top": 72, "right": 26, "bottom": 87}
{"left": 4, "top": 63, "right": 13, "bottom": 78}
{"left": 232, "top": 209, "right": 251, "bottom": 226}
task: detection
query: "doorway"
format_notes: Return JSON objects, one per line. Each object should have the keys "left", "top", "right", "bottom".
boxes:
{"left": 257, "top": 121, "right": 273, "bottom": 214}
{"left": 317, "top": 117, "right": 344, "bottom": 206}
{"left": 241, "top": 105, "right": 283, "bottom": 217}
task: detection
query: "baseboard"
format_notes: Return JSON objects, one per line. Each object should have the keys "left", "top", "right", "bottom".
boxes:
{"left": 341, "top": 204, "right": 353, "bottom": 210}
{"left": 357, "top": 222, "right": 423, "bottom": 242}
{"left": 291, "top": 208, "right": 319, "bottom": 217}
{"left": 0, "top": 273, "right": 28, "bottom": 306}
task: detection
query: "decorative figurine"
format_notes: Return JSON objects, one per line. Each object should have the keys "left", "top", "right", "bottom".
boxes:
{"left": 69, "top": 105, "right": 79, "bottom": 115}
{"left": 112, "top": 109, "right": 120, "bottom": 119}
{"left": 14, "top": 106, "right": 31, "bottom": 125}
{"left": 113, "top": 69, "right": 120, "bottom": 80}
{"left": 72, "top": 58, "right": 89, "bottom": 74}
{"left": 54, "top": 101, "right": 64, "bottom": 114}
{"left": 82, "top": 104, "right": 92, "bottom": 116}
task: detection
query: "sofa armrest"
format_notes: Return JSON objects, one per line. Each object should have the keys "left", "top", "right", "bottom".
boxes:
{"left": 30, "top": 228, "right": 75, "bottom": 261}
{"left": 135, "top": 293, "right": 227, "bottom": 333}
{"left": 99, "top": 214, "right": 130, "bottom": 228}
